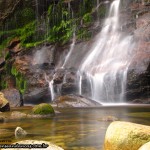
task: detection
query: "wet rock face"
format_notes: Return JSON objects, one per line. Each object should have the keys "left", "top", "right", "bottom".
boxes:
{"left": 53, "top": 68, "right": 65, "bottom": 84}
{"left": 52, "top": 68, "right": 79, "bottom": 96}
{"left": 126, "top": 6, "right": 150, "bottom": 103}
{"left": 126, "top": 69, "right": 150, "bottom": 102}
{"left": 12, "top": 45, "right": 56, "bottom": 104}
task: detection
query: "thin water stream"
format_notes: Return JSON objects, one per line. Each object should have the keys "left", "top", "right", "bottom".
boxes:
{"left": 0, "top": 105, "right": 150, "bottom": 150}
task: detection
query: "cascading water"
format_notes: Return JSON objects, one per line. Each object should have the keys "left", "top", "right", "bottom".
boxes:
{"left": 78, "top": 0, "right": 135, "bottom": 103}
{"left": 62, "top": 32, "right": 76, "bottom": 68}
{"left": 45, "top": 74, "right": 55, "bottom": 101}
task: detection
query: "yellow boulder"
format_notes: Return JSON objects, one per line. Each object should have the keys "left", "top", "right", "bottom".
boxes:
{"left": 104, "top": 121, "right": 150, "bottom": 150}
{"left": 139, "top": 141, "right": 150, "bottom": 150}
{"left": 0, "top": 92, "right": 10, "bottom": 112}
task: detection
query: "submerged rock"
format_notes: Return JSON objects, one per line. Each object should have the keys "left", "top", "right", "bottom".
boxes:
{"left": 0, "top": 92, "right": 10, "bottom": 112}
{"left": 1, "top": 140, "right": 63, "bottom": 150}
{"left": 54, "top": 94, "right": 101, "bottom": 107}
{"left": 32, "top": 103, "right": 55, "bottom": 115}
{"left": 104, "top": 121, "right": 150, "bottom": 150}
{"left": 2, "top": 111, "right": 54, "bottom": 121}
{"left": 11, "top": 111, "right": 27, "bottom": 119}
{"left": 15, "top": 127, "right": 27, "bottom": 139}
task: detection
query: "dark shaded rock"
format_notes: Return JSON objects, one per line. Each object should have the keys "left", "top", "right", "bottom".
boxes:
{"left": 7, "top": 37, "right": 20, "bottom": 48}
{"left": 53, "top": 68, "right": 65, "bottom": 84}
{"left": 0, "top": 92, "right": 10, "bottom": 112}
{"left": 63, "top": 70, "right": 77, "bottom": 83}
{"left": 24, "top": 87, "right": 51, "bottom": 104}
{"left": 54, "top": 94, "right": 101, "bottom": 107}
{"left": 2, "top": 88, "right": 23, "bottom": 107}
{"left": 126, "top": 68, "right": 150, "bottom": 102}
{"left": 61, "top": 83, "right": 78, "bottom": 95}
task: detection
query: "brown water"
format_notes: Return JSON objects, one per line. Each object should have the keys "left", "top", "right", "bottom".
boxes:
{"left": 0, "top": 105, "right": 150, "bottom": 150}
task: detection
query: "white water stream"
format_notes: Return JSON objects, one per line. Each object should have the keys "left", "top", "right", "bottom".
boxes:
{"left": 78, "top": 0, "right": 135, "bottom": 103}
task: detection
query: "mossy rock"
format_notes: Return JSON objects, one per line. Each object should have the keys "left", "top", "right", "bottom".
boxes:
{"left": 32, "top": 103, "right": 55, "bottom": 115}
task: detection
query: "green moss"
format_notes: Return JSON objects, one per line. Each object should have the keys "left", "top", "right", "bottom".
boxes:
{"left": 32, "top": 103, "right": 55, "bottom": 115}
{"left": 10, "top": 66, "right": 27, "bottom": 94}
{"left": 0, "top": 80, "right": 8, "bottom": 89}
{"left": 0, "top": 0, "right": 107, "bottom": 53}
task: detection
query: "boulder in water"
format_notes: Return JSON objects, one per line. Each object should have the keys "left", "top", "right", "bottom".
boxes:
{"left": 15, "top": 127, "right": 27, "bottom": 139}
{"left": 32, "top": 103, "right": 55, "bottom": 115}
{"left": 54, "top": 94, "right": 101, "bottom": 107}
{"left": 104, "top": 121, "right": 150, "bottom": 150}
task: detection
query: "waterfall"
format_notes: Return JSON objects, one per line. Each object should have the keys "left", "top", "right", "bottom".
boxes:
{"left": 45, "top": 74, "right": 55, "bottom": 101}
{"left": 62, "top": 32, "right": 76, "bottom": 68}
{"left": 78, "top": 0, "right": 135, "bottom": 103}
{"left": 35, "top": 0, "right": 39, "bottom": 22}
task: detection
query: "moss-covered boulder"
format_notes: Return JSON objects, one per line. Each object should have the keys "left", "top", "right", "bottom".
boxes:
{"left": 0, "top": 92, "right": 10, "bottom": 112}
{"left": 32, "top": 103, "right": 55, "bottom": 115}
{"left": 104, "top": 121, "right": 150, "bottom": 150}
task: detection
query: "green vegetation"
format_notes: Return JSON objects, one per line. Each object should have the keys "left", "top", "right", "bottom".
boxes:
{"left": 11, "top": 66, "right": 27, "bottom": 94}
{"left": 0, "top": 0, "right": 107, "bottom": 92}
{"left": 0, "top": 0, "right": 107, "bottom": 53}
{"left": 32, "top": 103, "right": 55, "bottom": 115}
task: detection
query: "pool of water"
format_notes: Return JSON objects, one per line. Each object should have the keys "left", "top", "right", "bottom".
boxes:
{"left": 0, "top": 105, "right": 150, "bottom": 150}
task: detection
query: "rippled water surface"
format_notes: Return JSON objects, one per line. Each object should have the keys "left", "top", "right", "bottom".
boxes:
{"left": 0, "top": 105, "right": 150, "bottom": 150}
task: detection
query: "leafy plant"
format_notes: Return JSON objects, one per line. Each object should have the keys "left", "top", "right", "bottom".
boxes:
{"left": 11, "top": 66, "right": 27, "bottom": 94}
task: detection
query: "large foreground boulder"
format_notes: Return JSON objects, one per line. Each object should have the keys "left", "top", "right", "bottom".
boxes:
{"left": 139, "top": 141, "right": 150, "bottom": 150}
{"left": 104, "top": 121, "right": 150, "bottom": 150}
{"left": 0, "top": 92, "right": 10, "bottom": 112}
{"left": 1, "top": 140, "right": 63, "bottom": 150}
{"left": 54, "top": 94, "right": 101, "bottom": 107}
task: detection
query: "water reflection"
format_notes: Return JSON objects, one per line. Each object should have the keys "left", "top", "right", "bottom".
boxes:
{"left": 0, "top": 105, "right": 150, "bottom": 149}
